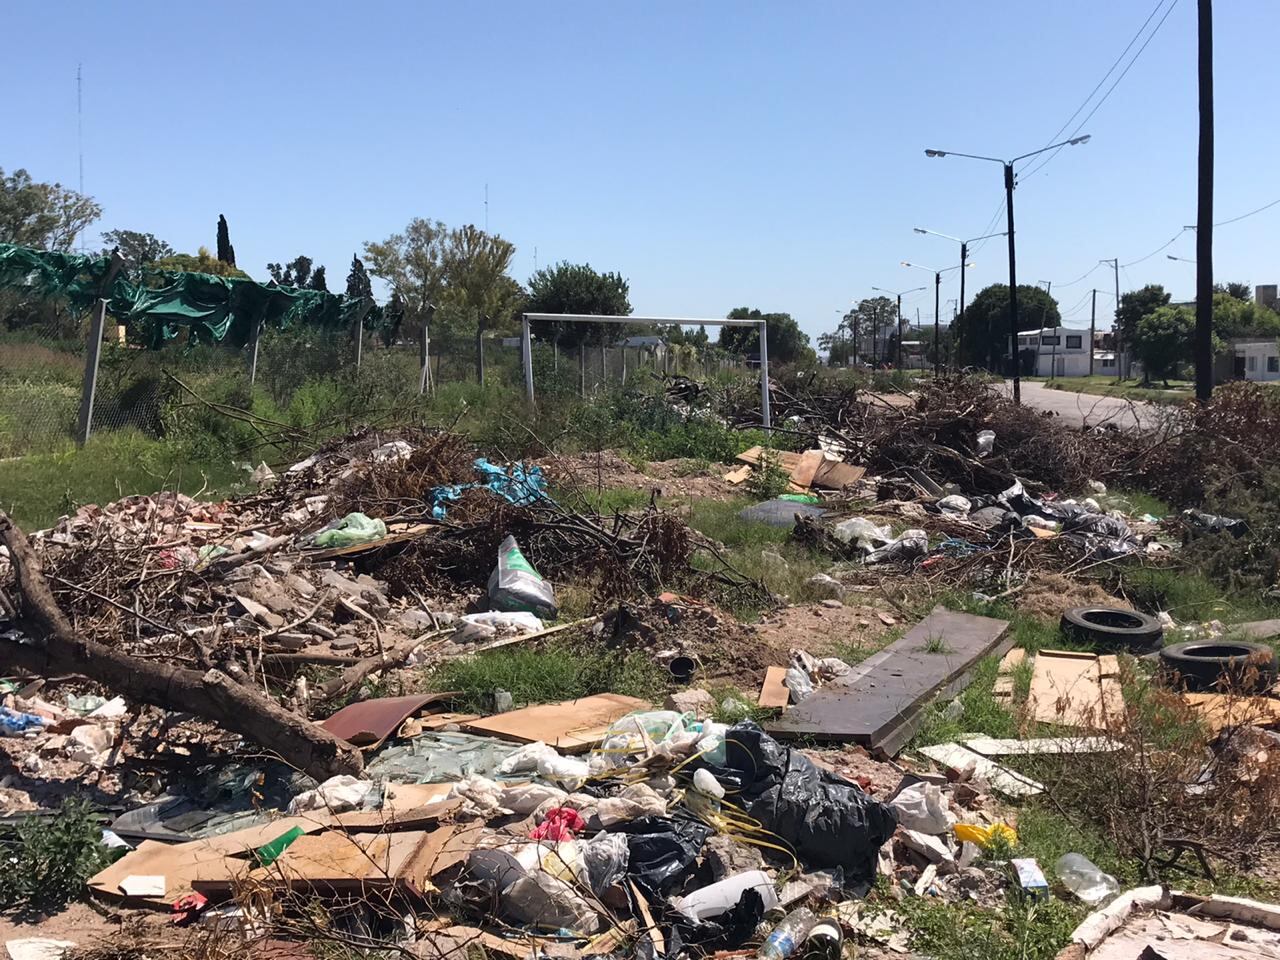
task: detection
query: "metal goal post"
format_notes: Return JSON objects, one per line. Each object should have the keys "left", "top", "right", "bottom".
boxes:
{"left": 520, "top": 313, "right": 771, "bottom": 428}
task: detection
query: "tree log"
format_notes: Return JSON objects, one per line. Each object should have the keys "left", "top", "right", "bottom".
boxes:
{"left": 0, "top": 512, "right": 363, "bottom": 780}
{"left": 314, "top": 629, "right": 448, "bottom": 701}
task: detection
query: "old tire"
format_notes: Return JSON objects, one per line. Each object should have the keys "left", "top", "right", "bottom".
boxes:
{"left": 1158, "top": 640, "right": 1278, "bottom": 693}
{"left": 1060, "top": 606, "right": 1164, "bottom": 654}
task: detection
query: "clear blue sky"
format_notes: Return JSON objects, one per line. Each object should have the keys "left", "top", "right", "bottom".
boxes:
{"left": 5, "top": 0, "right": 1277, "bottom": 339}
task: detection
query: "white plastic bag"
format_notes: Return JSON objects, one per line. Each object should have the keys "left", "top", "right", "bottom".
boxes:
{"left": 976, "top": 430, "right": 996, "bottom": 457}
{"left": 500, "top": 782, "right": 569, "bottom": 815}
{"left": 937, "top": 495, "right": 972, "bottom": 517}
{"left": 497, "top": 741, "right": 561, "bottom": 776}
{"left": 783, "top": 666, "right": 814, "bottom": 703}
{"left": 890, "top": 782, "right": 954, "bottom": 835}
{"left": 597, "top": 782, "right": 668, "bottom": 826}
{"left": 288, "top": 775, "right": 373, "bottom": 814}
{"left": 580, "top": 832, "right": 629, "bottom": 894}
{"left": 833, "top": 517, "right": 893, "bottom": 547}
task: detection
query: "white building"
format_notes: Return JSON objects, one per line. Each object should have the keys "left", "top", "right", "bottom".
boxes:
{"left": 1014, "top": 326, "right": 1095, "bottom": 377}
{"left": 1228, "top": 337, "right": 1280, "bottom": 382}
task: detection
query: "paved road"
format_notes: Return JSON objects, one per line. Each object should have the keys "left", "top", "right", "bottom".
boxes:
{"left": 1001, "top": 380, "right": 1159, "bottom": 431}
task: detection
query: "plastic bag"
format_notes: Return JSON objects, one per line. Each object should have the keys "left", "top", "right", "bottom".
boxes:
{"left": 936, "top": 495, "right": 972, "bottom": 517}
{"left": 580, "top": 832, "right": 629, "bottom": 894}
{"left": 452, "top": 611, "right": 543, "bottom": 645}
{"left": 865, "top": 529, "right": 928, "bottom": 565}
{"left": 530, "top": 807, "right": 586, "bottom": 841}
{"left": 468, "top": 845, "right": 600, "bottom": 934}
{"left": 597, "top": 783, "right": 668, "bottom": 826}
{"left": 488, "top": 536, "right": 558, "bottom": 618}
{"left": 833, "top": 517, "right": 892, "bottom": 548}
{"left": 288, "top": 775, "right": 373, "bottom": 814}
{"left": 976, "top": 430, "right": 996, "bottom": 457}
{"left": 1055, "top": 853, "right": 1120, "bottom": 904}
{"left": 615, "top": 815, "right": 712, "bottom": 898}
{"left": 311, "top": 513, "right": 387, "bottom": 549}
{"left": 889, "top": 782, "right": 953, "bottom": 835}
{"left": 537, "top": 751, "right": 590, "bottom": 787}
{"left": 497, "top": 741, "right": 560, "bottom": 776}
{"left": 500, "top": 782, "right": 568, "bottom": 815}
{"left": 0, "top": 707, "right": 46, "bottom": 737}
{"left": 783, "top": 666, "right": 814, "bottom": 703}
{"left": 447, "top": 775, "right": 509, "bottom": 818}
{"left": 953, "top": 822, "right": 1017, "bottom": 849}
{"left": 693, "top": 722, "right": 898, "bottom": 895}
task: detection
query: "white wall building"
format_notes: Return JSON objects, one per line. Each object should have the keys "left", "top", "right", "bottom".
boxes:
{"left": 1015, "top": 326, "right": 1095, "bottom": 377}
{"left": 1228, "top": 337, "right": 1280, "bottom": 382}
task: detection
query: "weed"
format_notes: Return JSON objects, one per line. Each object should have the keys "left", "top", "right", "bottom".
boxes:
{"left": 705, "top": 683, "right": 772, "bottom": 724}
{"left": 0, "top": 797, "right": 109, "bottom": 914}
{"left": 921, "top": 633, "right": 952, "bottom": 655}
{"left": 745, "top": 447, "right": 791, "bottom": 500}
{"left": 896, "top": 892, "right": 1082, "bottom": 960}
{"left": 423, "top": 642, "right": 667, "bottom": 712}
{"left": 671, "top": 458, "right": 712, "bottom": 477}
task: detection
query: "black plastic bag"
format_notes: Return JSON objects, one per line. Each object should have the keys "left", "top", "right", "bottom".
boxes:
{"left": 666, "top": 887, "right": 768, "bottom": 955}
{"left": 615, "top": 816, "right": 712, "bottom": 899}
{"left": 696, "top": 722, "right": 898, "bottom": 896}
{"left": 1183, "top": 509, "right": 1248, "bottom": 539}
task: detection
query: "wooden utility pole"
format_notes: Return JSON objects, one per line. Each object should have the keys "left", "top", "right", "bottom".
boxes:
{"left": 1195, "top": 0, "right": 1215, "bottom": 402}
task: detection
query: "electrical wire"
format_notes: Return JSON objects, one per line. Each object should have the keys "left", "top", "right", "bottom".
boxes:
{"left": 1020, "top": 0, "right": 1180, "bottom": 182}
{"left": 1214, "top": 196, "right": 1280, "bottom": 227}
{"left": 1120, "top": 229, "right": 1189, "bottom": 267}
{"left": 1051, "top": 261, "right": 1107, "bottom": 289}
{"left": 1059, "top": 289, "right": 1096, "bottom": 318}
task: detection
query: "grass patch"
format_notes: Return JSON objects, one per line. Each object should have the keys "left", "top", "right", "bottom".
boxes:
{"left": 895, "top": 891, "right": 1083, "bottom": 960}
{"left": 705, "top": 683, "right": 772, "bottom": 724}
{"left": 685, "top": 499, "right": 791, "bottom": 548}
{"left": 0, "top": 430, "right": 246, "bottom": 531}
{"left": 1037, "top": 375, "right": 1192, "bottom": 406}
{"left": 1102, "top": 487, "right": 1171, "bottom": 519}
{"left": 422, "top": 642, "right": 667, "bottom": 712}
{"left": 553, "top": 484, "right": 654, "bottom": 515}
{"left": 1118, "top": 565, "right": 1280, "bottom": 623}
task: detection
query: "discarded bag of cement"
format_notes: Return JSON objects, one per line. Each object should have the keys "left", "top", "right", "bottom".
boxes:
{"left": 692, "top": 722, "right": 898, "bottom": 894}
{"left": 488, "top": 535, "right": 558, "bottom": 618}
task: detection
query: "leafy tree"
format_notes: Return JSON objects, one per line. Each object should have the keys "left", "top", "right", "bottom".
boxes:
{"left": 525, "top": 261, "right": 632, "bottom": 347}
{"left": 216, "top": 214, "right": 236, "bottom": 266}
{"left": 364, "top": 217, "right": 449, "bottom": 327}
{"left": 718, "top": 308, "right": 814, "bottom": 365}
{"left": 1115, "top": 284, "right": 1171, "bottom": 346}
{"left": 1213, "top": 292, "right": 1280, "bottom": 339}
{"left": 152, "top": 246, "right": 249, "bottom": 279}
{"left": 954, "top": 284, "right": 1060, "bottom": 371}
{"left": 818, "top": 330, "right": 855, "bottom": 366}
{"left": 0, "top": 167, "right": 101, "bottom": 251}
{"left": 345, "top": 254, "right": 373, "bottom": 302}
{"left": 266, "top": 255, "right": 328, "bottom": 290}
{"left": 440, "top": 224, "right": 521, "bottom": 380}
{"left": 99, "top": 230, "right": 174, "bottom": 274}
{"left": 1214, "top": 281, "right": 1252, "bottom": 302}
{"left": 1133, "top": 305, "right": 1207, "bottom": 384}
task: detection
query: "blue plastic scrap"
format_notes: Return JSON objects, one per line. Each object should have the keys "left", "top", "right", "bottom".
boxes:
{"left": 426, "top": 459, "right": 549, "bottom": 519}
{"left": 0, "top": 707, "right": 47, "bottom": 736}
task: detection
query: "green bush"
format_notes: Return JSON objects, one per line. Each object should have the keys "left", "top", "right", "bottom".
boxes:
{"left": 0, "top": 798, "right": 109, "bottom": 913}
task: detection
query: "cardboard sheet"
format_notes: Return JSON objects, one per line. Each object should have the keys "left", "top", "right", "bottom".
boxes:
{"left": 463, "top": 693, "right": 650, "bottom": 752}
{"left": 757, "top": 666, "right": 791, "bottom": 709}
{"left": 1028, "top": 650, "right": 1126, "bottom": 730}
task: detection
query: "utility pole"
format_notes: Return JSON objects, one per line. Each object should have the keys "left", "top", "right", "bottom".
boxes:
{"left": 895, "top": 294, "right": 904, "bottom": 368}
{"left": 932, "top": 271, "right": 941, "bottom": 374}
{"left": 1089, "top": 289, "right": 1097, "bottom": 376}
{"left": 1195, "top": 0, "right": 1215, "bottom": 402}
{"left": 1102, "top": 258, "right": 1121, "bottom": 378}
{"left": 957, "top": 241, "right": 968, "bottom": 368}
{"left": 1004, "top": 162, "right": 1019, "bottom": 399}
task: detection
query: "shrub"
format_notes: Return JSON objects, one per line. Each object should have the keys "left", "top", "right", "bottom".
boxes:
{"left": 0, "top": 798, "right": 108, "bottom": 913}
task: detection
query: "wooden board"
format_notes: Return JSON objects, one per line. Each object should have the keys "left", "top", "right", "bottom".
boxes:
{"left": 722, "top": 465, "right": 753, "bottom": 485}
{"left": 790, "top": 450, "right": 826, "bottom": 490}
{"left": 767, "top": 606, "right": 1011, "bottom": 755}
{"left": 1180, "top": 692, "right": 1280, "bottom": 733}
{"left": 1028, "top": 650, "right": 1126, "bottom": 730}
{"left": 332, "top": 782, "right": 460, "bottom": 832}
{"left": 757, "top": 666, "right": 791, "bottom": 709}
{"left": 918, "top": 742, "right": 1043, "bottom": 798}
{"left": 462, "top": 693, "right": 651, "bottom": 753}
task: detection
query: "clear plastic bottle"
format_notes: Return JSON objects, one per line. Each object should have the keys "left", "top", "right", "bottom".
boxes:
{"left": 1055, "top": 853, "right": 1120, "bottom": 904}
{"left": 758, "top": 907, "right": 816, "bottom": 960}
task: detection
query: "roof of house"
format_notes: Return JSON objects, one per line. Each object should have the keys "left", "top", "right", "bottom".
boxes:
{"left": 621, "top": 335, "right": 666, "bottom": 347}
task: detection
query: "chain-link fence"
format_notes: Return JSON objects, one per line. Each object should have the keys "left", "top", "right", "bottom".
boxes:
{"left": 1, "top": 305, "right": 754, "bottom": 458}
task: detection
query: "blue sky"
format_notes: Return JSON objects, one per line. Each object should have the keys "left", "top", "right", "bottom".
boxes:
{"left": 5, "top": 1, "right": 1277, "bottom": 339}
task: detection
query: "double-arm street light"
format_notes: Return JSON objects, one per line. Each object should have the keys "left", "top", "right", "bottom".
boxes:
{"left": 924, "top": 134, "right": 1091, "bottom": 402}
{"left": 901, "top": 260, "right": 973, "bottom": 374}
{"left": 913, "top": 227, "right": 1006, "bottom": 368}
{"left": 870, "top": 285, "right": 927, "bottom": 368}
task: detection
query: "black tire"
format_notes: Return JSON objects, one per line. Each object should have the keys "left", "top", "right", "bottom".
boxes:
{"left": 1158, "top": 640, "right": 1278, "bottom": 693}
{"left": 1060, "top": 606, "right": 1164, "bottom": 654}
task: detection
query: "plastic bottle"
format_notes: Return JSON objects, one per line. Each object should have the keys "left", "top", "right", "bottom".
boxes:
{"left": 757, "top": 907, "right": 816, "bottom": 960}
{"left": 1055, "top": 853, "right": 1120, "bottom": 904}
{"left": 800, "top": 918, "right": 843, "bottom": 960}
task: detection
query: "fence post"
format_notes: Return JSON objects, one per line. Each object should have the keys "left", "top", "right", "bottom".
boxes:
{"left": 248, "top": 319, "right": 262, "bottom": 386}
{"left": 599, "top": 343, "right": 606, "bottom": 390}
{"left": 758, "top": 319, "right": 772, "bottom": 430}
{"left": 521, "top": 314, "right": 535, "bottom": 407}
{"left": 579, "top": 346, "right": 586, "bottom": 398}
{"left": 75, "top": 299, "right": 107, "bottom": 447}
{"left": 621, "top": 346, "right": 627, "bottom": 384}
{"left": 355, "top": 312, "right": 365, "bottom": 370}
{"left": 418, "top": 321, "right": 430, "bottom": 395}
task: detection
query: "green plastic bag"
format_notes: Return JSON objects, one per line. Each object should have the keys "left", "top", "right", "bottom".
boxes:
{"left": 312, "top": 512, "right": 387, "bottom": 549}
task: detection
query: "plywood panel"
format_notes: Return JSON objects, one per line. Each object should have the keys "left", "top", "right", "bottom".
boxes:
{"left": 757, "top": 666, "right": 791, "bottom": 708}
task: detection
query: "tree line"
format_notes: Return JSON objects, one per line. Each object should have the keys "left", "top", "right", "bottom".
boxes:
{"left": 1, "top": 165, "right": 815, "bottom": 363}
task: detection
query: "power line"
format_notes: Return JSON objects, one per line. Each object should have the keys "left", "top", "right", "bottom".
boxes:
{"left": 1214, "top": 196, "right": 1280, "bottom": 227}
{"left": 1021, "top": 0, "right": 1180, "bottom": 182}
{"left": 1052, "top": 261, "right": 1106, "bottom": 289}
{"left": 1120, "top": 229, "right": 1189, "bottom": 267}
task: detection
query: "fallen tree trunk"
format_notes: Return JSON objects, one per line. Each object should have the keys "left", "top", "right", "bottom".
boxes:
{"left": 0, "top": 512, "right": 363, "bottom": 780}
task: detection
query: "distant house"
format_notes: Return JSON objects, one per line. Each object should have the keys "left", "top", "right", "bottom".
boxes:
{"left": 620, "top": 335, "right": 667, "bottom": 356}
{"left": 1220, "top": 337, "right": 1280, "bottom": 382}
{"left": 1014, "top": 326, "right": 1094, "bottom": 377}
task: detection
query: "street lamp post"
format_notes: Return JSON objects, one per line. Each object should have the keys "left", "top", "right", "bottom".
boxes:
{"left": 871, "top": 285, "right": 926, "bottom": 369}
{"left": 924, "top": 135, "right": 1091, "bottom": 403}
{"left": 901, "top": 262, "right": 970, "bottom": 374}
{"left": 913, "top": 227, "right": 1006, "bottom": 369}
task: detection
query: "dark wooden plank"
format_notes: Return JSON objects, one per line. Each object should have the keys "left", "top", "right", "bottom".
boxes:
{"left": 766, "top": 606, "right": 1011, "bottom": 754}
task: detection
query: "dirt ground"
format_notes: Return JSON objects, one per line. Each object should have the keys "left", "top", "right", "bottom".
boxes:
{"left": 750, "top": 599, "right": 899, "bottom": 662}
{"left": 543, "top": 450, "right": 737, "bottom": 502}
{"left": 0, "top": 900, "right": 131, "bottom": 946}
